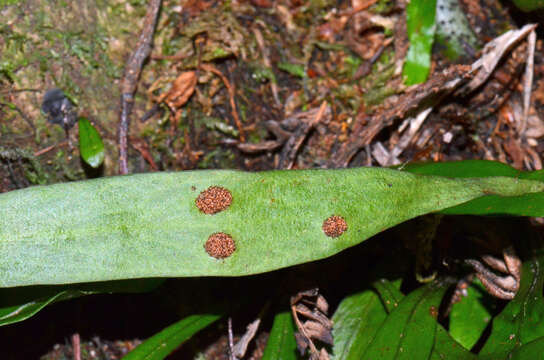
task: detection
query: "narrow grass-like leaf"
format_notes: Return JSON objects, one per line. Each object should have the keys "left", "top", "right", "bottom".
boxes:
{"left": 512, "top": 0, "right": 544, "bottom": 11}
{"left": 403, "top": 0, "right": 437, "bottom": 85}
{"left": 277, "top": 62, "right": 306, "bottom": 78}
{"left": 0, "top": 290, "right": 86, "bottom": 326}
{"left": 0, "top": 279, "right": 163, "bottom": 327}
{"left": 479, "top": 240, "right": 544, "bottom": 357}
{"left": 262, "top": 311, "right": 297, "bottom": 360}
{"left": 403, "top": 160, "right": 544, "bottom": 216}
{"left": 332, "top": 289, "right": 387, "bottom": 359}
{"left": 122, "top": 314, "right": 221, "bottom": 360}
{"left": 1, "top": 167, "right": 544, "bottom": 287}
{"left": 449, "top": 280, "right": 494, "bottom": 350}
{"left": 363, "top": 282, "right": 447, "bottom": 359}
{"left": 78, "top": 116, "right": 104, "bottom": 168}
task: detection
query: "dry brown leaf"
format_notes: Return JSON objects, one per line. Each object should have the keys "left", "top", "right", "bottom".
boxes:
{"left": 291, "top": 288, "right": 333, "bottom": 359}
{"left": 158, "top": 71, "right": 197, "bottom": 111}
{"left": 303, "top": 320, "right": 333, "bottom": 345}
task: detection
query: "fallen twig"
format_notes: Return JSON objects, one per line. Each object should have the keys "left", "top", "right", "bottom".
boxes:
{"left": 278, "top": 101, "right": 329, "bottom": 169}
{"left": 34, "top": 141, "right": 68, "bottom": 157}
{"left": 253, "top": 24, "right": 280, "bottom": 106}
{"left": 72, "top": 333, "right": 81, "bottom": 360}
{"left": 330, "top": 24, "right": 537, "bottom": 168}
{"left": 233, "top": 318, "right": 261, "bottom": 359}
{"left": 520, "top": 29, "right": 536, "bottom": 135}
{"left": 118, "top": 0, "right": 162, "bottom": 175}
{"left": 228, "top": 317, "right": 235, "bottom": 360}
{"left": 200, "top": 63, "right": 246, "bottom": 142}
{"left": 129, "top": 137, "right": 158, "bottom": 170}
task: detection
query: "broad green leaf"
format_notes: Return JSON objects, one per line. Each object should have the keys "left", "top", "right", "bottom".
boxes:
{"left": 2, "top": 167, "right": 544, "bottom": 287}
{"left": 508, "top": 337, "right": 544, "bottom": 359}
{"left": 373, "top": 277, "right": 404, "bottom": 313}
{"left": 479, "top": 239, "right": 544, "bottom": 357}
{"left": 78, "top": 116, "right": 104, "bottom": 168}
{"left": 449, "top": 280, "right": 494, "bottom": 350}
{"left": 122, "top": 314, "right": 221, "bottom": 360}
{"left": 403, "top": 160, "right": 544, "bottom": 216}
{"left": 512, "top": 0, "right": 544, "bottom": 11}
{"left": 403, "top": 0, "right": 437, "bottom": 85}
{"left": 431, "top": 324, "right": 476, "bottom": 360}
{"left": 332, "top": 289, "right": 387, "bottom": 359}
{"left": 262, "top": 311, "right": 297, "bottom": 360}
{"left": 0, "top": 279, "right": 164, "bottom": 326}
{"left": 363, "top": 282, "right": 447, "bottom": 359}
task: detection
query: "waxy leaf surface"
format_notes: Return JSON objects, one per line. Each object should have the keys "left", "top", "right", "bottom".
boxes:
{"left": 262, "top": 311, "right": 297, "bottom": 360}
{"left": 1, "top": 167, "right": 544, "bottom": 287}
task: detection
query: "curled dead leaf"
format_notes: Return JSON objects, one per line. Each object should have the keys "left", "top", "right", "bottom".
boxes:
{"left": 157, "top": 71, "right": 197, "bottom": 111}
{"left": 291, "top": 288, "right": 332, "bottom": 359}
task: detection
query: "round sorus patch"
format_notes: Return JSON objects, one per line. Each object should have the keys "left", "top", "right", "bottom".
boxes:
{"left": 322, "top": 215, "right": 347, "bottom": 237}
{"left": 195, "top": 186, "right": 232, "bottom": 214}
{"left": 205, "top": 232, "right": 236, "bottom": 259}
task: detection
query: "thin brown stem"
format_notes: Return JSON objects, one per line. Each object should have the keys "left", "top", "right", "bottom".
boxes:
{"left": 118, "top": 0, "right": 162, "bottom": 174}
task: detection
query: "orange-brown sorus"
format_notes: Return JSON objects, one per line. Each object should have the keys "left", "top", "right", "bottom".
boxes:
{"left": 195, "top": 186, "right": 233, "bottom": 214}
{"left": 205, "top": 232, "right": 236, "bottom": 259}
{"left": 429, "top": 305, "right": 438, "bottom": 319}
{"left": 322, "top": 215, "right": 348, "bottom": 237}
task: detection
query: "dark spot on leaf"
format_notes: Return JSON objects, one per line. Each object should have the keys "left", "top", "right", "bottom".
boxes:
{"left": 322, "top": 215, "right": 347, "bottom": 237}
{"left": 195, "top": 186, "right": 232, "bottom": 214}
{"left": 205, "top": 232, "right": 236, "bottom": 259}
{"left": 429, "top": 305, "right": 438, "bottom": 318}
{"left": 191, "top": 186, "right": 196, "bottom": 191}
{"left": 387, "top": 183, "right": 392, "bottom": 187}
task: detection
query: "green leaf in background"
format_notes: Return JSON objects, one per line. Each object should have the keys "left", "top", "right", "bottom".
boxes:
{"left": 508, "top": 337, "right": 544, "bottom": 359}
{"left": 362, "top": 282, "right": 447, "bottom": 359}
{"left": 277, "top": 62, "right": 306, "bottom": 78}
{"left": 122, "top": 314, "right": 221, "bottom": 360}
{"left": 372, "top": 277, "right": 404, "bottom": 313}
{"left": 479, "top": 239, "right": 544, "bottom": 357}
{"left": 0, "top": 279, "right": 164, "bottom": 327}
{"left": 431, "top": 324, "right": 476, "bottom": 360}
{"left": 332, "top": 289, "right": 388, "bottom": 359}
{"left": 449, "top": 280, "right": 494, "bottom": 350}
{"left": 0, "top": 290, "right": 88, "bottom": 326}
{"left": 2, "top": 166, "right": 544, "bottom": 287}
{"left": 435, "top": 0, "right": 479, "bottom": 59}
{"left": 403, "top": 160, "right": 544, "bottom": 216}
{"left": 403, "top": 160, "right": 521, "bottom": 178}
{"left": 511, "top": 0, "right": 544, "bottom": 11}
{"left": 403, "top": 0, "right": 437, "bottom": 85}
{"left": 261, "top": 311, "right": 297, "bottom": 360}
{"left": 78, "top": 116, "right": 104, "bottom": 168}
